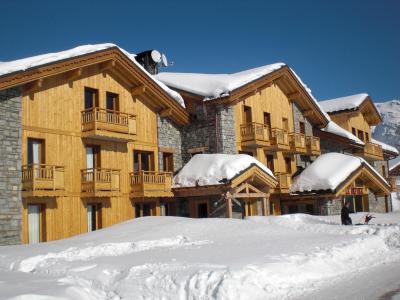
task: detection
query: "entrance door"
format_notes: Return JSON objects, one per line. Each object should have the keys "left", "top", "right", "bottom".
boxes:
{"left": 143, "top": 204, "right": 151, "bottom": 216}
{"left": 354, "top": 195, "right": 363, "bottom": 212}
{"left": 28, "top": 204, "right": 41, "bottom": 244}
{"left": 243, "top": 106, "right": 252, "bottom": 124}
{"left": 87, "top": 204, "right": 101, "bottom": 232}
{"left": 197, "top": 203, "right": 208, "bottom": 218}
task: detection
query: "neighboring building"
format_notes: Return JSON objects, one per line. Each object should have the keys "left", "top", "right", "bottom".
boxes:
{"left": 389, "top": 161, "right": 400, "bottom": 190}
{"left": 0, "top": 45, "right": 398, "bottom": 245}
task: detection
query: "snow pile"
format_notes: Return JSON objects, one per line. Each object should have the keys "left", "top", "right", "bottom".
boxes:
{"left": 372, "top": 138, "right": 399, "bottom": 154}
{"left": 173, "top": 154, "right": 274, "bottom": 188}
{"left": 321, "top": 120, "right": 365, "bottom": 145}
{"left": 291, "top": 152, "right": 388, "bottom": 193}
{"left": 1, "top": 215, "right": 400, "bottom": 300}
{"left": 0, "top": 43, "right": 185, "bottom": 107}
{"left": 319, "top": 93, "right": 369, "bottom": 113}
{"left": 156, "top": 63, "right": 285, "bottom": 101}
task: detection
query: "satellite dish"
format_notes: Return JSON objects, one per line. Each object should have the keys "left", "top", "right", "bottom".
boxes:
{"left": 161, "top": 53, "right": 168, "bottom": 67}
{"left": 151, "top": 50, "right": 161, "bottom": 63}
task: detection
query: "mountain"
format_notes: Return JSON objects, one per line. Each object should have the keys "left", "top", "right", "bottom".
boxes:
{"left": 373, "top": 100, "right": 400, "bottom": 167}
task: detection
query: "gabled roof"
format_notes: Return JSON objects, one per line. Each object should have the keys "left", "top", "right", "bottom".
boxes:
{"left": 389, "top": 161, "right": 400, "bottom": 176}
{"left": 173, "top": 154, "right": 276, "bottom": 188}
{"left": 157, "top": 65, "right": 330, "bottom": 127}
{"left": 290, "top": 152, "right": 390, "bottom": 196}
{"left": 319, "top": 93, "right": 382, "bottom": 125}
{"left": 319, "top": 120, "right": 365, "bottom": 146}
{"left": 0, "top": 43, "right": 189, "bottom": 125}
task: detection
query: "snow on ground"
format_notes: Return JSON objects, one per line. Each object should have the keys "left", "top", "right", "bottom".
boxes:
{"left": 173, "top": 154, "right": 274, "bottom": 188}
{"left": 319, "top": 93, "right": 369, "bottom": 113}
{"left": 1, "top": 213, "right": 400, "bottom": 300}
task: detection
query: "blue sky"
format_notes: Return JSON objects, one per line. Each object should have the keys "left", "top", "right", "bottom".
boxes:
{"left": 0, "top": 0, "right": 399, "bottom": 101}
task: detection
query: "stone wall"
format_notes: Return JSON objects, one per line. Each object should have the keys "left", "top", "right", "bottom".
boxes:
{"left": 215, "top": 105, "right": 237, "bottom": 155}
{"left": 157, "top": 115, "right": 183, "bottom": 172}
{"left": 0, "top": 87, "right": 22, "bottom": 245}
{"left": 318, "top": 198, "right": 343, "bottom": 215}
{"left": 368, "top": 192, "right": 388, "bottom": 213}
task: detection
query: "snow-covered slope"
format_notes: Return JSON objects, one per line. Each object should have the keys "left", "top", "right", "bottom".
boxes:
{"left": 1, "top": 215, "right": 400, "bottom": 300}
{"left": 374, "top": 100, "right": 400, "bottom": 166}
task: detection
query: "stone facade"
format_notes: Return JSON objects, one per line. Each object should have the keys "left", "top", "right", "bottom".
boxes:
{"left": 0, "top": 87, "right": 22, "bottom": 245}
{"left": 157, "top": 114, "right": 183, "bottom": 172}
{"left": 318, "top": 198, "right": 343, "bottom": 216}
{"left": 181, "top": 103, "right": 237, "bottom": 165}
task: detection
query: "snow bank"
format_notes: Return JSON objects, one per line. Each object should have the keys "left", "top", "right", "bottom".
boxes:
{"left": 321, "top": 121, "right": 365, "bottom": 145}
{"left": 173, "top": 154, "right": 274, "bottom": 188}
{"left": 156, "top": 63, "right": 285, "bottom": 101}
{"left": 291, "top": 152, "right": 387, "bottom": 193}
{"left": 0, "top": 43, "right": 185, "bottom": 107}
{"left": 319, "top": 93, "right": 369, "bottom": 113}
{"left": 372, "top": 138, "right": 399, "bottom": 154}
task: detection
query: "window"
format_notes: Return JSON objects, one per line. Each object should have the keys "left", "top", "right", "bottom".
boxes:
{"left": 282, "top": 118, "right": 289, "bottom": 131}
{"left": 84, "top": 87, "right": 99, "bottom": 110}
{"left": 163, "top": 152, "right": 174, "bottom": 172}
{"left": 365, "top": 132, "right": 369, "bottom": 142}
{"left": 86, "top": 145, "right": 101, "bottom": 169}
{"left": 243, "top": 106, "right": 252, "bottom": 124}
{"left": 266, "top": 154, "right": 274, "bottom": 173}
{"left": 106, "top": 92, "right": 119, "bottom": 112}
{"left": 284, "top": 157, "right": 292, "bottom": 174}
{"left": 197, "top": 202, "right": 209, "bottom": 218}
{"left": 28, "top": 204, "right": 45, "bottom": 244}
{"left": 28, "top": 138, "right": 45, "bottom": 165}
{"left": 352, "top": 127, "right": 357, "bottom": 136}
{"left": 263, "top": 112, "right": 272, "bottom": 128}
{"left": 382, "top": 165, "right": 386, "bottom": 177}
{"left": 133, "top": 151, "right": 154, "bottom": 172}
{"left": 357, "top": 130, "right": 364, "bottom": 141}
{"left": 299, "top": 121, "right": 305, "bottom": 134}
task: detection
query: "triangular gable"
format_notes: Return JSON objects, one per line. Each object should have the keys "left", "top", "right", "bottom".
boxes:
{"left": 358, "top": 96, "right": 382, "bottom": 125}
{"left": 0, "top": 46, "right": 189, "bottom": 126}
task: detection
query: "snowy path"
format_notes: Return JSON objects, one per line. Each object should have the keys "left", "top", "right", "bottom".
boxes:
{"left": 0, "top": 213, "right": 399, "bottom": 299}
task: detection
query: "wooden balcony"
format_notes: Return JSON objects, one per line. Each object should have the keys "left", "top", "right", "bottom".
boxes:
{"left": 130, "top": 171, "right": 173, "bottom": 197}
{"left": 306, "top": 136, "right": 321, "bottom": 155}
{"left": 386, "top": 177, "right": 398, "bottom": 191}
{"left": 22, "top": 164, "right": 65, "bottom": 197}
{"left": 240, "top": 122, "right": 270, "bottom": 148}
{"left": 287, "top": 133, "right": 307, "bottom": 154}
{"left": 274, "top": 173, "right": 292, "bottom": 193}
{"left": 354, "top": 141, "right": 383, "bottom": 161}
{"left": 81, "top": 108, "right": 136, "bottom": 142}
{"left": 81, "top": 168, "right": 120, "bottom": 197}
{"left": 269, "top": 128, "right": 290, "bottom": 151}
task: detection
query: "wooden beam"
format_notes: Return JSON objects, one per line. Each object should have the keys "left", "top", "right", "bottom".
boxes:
{"left": 287, "top": 91, "right": 301, "bottom": 99}
{"left": 65, "top": 68, "right": 82, "bottom": 81}
{"left": 226, "top": 192, "right": 233, "bottom": 218}
{"left": 303, "top": 110, "right": 314, "bottom": 118}
{"left": 160, "top": 108, "right": 172, "bottom": 118}
{"left": 131, "top": 85, "right": 146, "bottom": 96}
{"left": 99, "top": 59, "right": 116, "bottom": 72}
{"left": 232, "top": 192, "right": 267, "bottom": 198}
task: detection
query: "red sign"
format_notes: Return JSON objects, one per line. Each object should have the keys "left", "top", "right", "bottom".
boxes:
{"left": 345, "top": 187, "right": 363, "bottom": 195}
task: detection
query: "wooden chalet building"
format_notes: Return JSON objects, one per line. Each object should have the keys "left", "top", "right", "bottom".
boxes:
{"left": 0, "top": 44, "right": 398, "bottom": 245}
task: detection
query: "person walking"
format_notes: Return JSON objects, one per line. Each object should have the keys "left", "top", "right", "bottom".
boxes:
{"left": 341, "top": 201, "right": 352, "bottom": 225}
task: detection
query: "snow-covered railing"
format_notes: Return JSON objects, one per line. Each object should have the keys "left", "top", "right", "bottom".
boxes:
{"left": 22, "top": 164, "right": 65, "bottom": 191}
{"left": 81, "top": 108, "right": 137, "bottom": 135}
{"left": 81, "top": 168, "right": 120, "bottom": 193}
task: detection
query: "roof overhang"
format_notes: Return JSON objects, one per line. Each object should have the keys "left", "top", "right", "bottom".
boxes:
{"left": 314, "top": 128, "right": 364, "bottom": 149}
{"left": 0, "top": 47, "right": 189, "bottom": 126}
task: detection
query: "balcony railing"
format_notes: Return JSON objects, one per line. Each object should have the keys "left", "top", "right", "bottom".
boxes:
{"left": 240, "top": 122, "right": 270, "bottom": 145}
{"left": 22, "top": 164, "right": 65, "bottom": 192}
{"left": 306, "top": 136, "right": 321, "bottom": 155}
{"left": 270, "top": 128, "right": 289, "bottom": 150}
{"left": 81, "top": 108, "right": 136, "bottom": 140}
{"left": 274, "top": 172, "right": 292, "bottom": 192}
{"left": 386, "top": 176, "right": 397, "bottom": 191}
{"left": 288, "top": 132, "right": 306, "bottom": 153}
{"left": 81, "top": 168, "right": 120, "bottom": 194}
{"left": 364, "top": 142, "right": 383, "bottom": 159}
{"left": 130, "top": 171, "right": 173, "bottom": 197}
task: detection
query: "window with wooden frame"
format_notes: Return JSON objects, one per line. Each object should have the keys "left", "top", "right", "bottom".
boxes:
{"left": 382, "top": 165, "right": 386, "bottom": 177}
{"left": 27, "top": 204, "right": 46, "bottom": 244}
{"left": 87, "top": 203, "right": 102, "bottom": 232}
{"left": 266, "top": 154, "right": 275, "bottom": 173}
{"left": 162, "top": 152, "right": 174, "bottom": 172}
{"left": 85, "top": 145, "right": 101, "bottom": 169}
{"left": 84, "top": 87, "right": 99, "bottom": 110}
{"left": 282, "top": 118, "right": 289, "bottom": 132}
{"left": 133, "top": 151, "right": 154, "bottom": 172}
{"left": 299, "top": 121, "right": 305, "bottom": 134}
{"left": 263, "top": 112, "right": 272, "bottom": 128}
{"left": 365, "top": 132, "right": 369, "bottom": 142}
{"left": 243, "top": 105, "right": 252, "bottom": 124}
{"left": 284, "top": 157, "right": 292, "bottom": 174}
{"left": 357, "top": 130, "right": 364, "bottom": 141}
{"left": 106, "top": 92, "right": 119, "bottom": 112}
{"left": 27, "top": 138, "right": 45, "bottom": 165}
{"left": 352, "top": 127, "right": 357, "bottom": 136}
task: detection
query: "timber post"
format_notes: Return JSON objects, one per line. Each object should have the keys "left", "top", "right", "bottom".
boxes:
{"left": 225, "top": 192, "right": 233, "bottom": 218}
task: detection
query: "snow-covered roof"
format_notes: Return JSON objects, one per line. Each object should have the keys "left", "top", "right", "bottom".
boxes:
{"left": 173, "top": 154, "right": 274, "bottom": 188}
{"left": 291, "top": 152, "right": 388, "bottom": 193}
{"left": 0, "top": 43, "right": 185, "bottom": 107}
{"left": 390, "top": 160, "right": 400, "bottom": 172}
{"left": 156, "top": 63, "right": 285, "bottom": 101}
{"left": 321, "top": 121, "right": 365, "bottom": 145}
{"left": 371, "top": 138, "right": 399, "bottom": 154}
{"left": 319, "top": 93, "right": 369, "bottom": 113}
